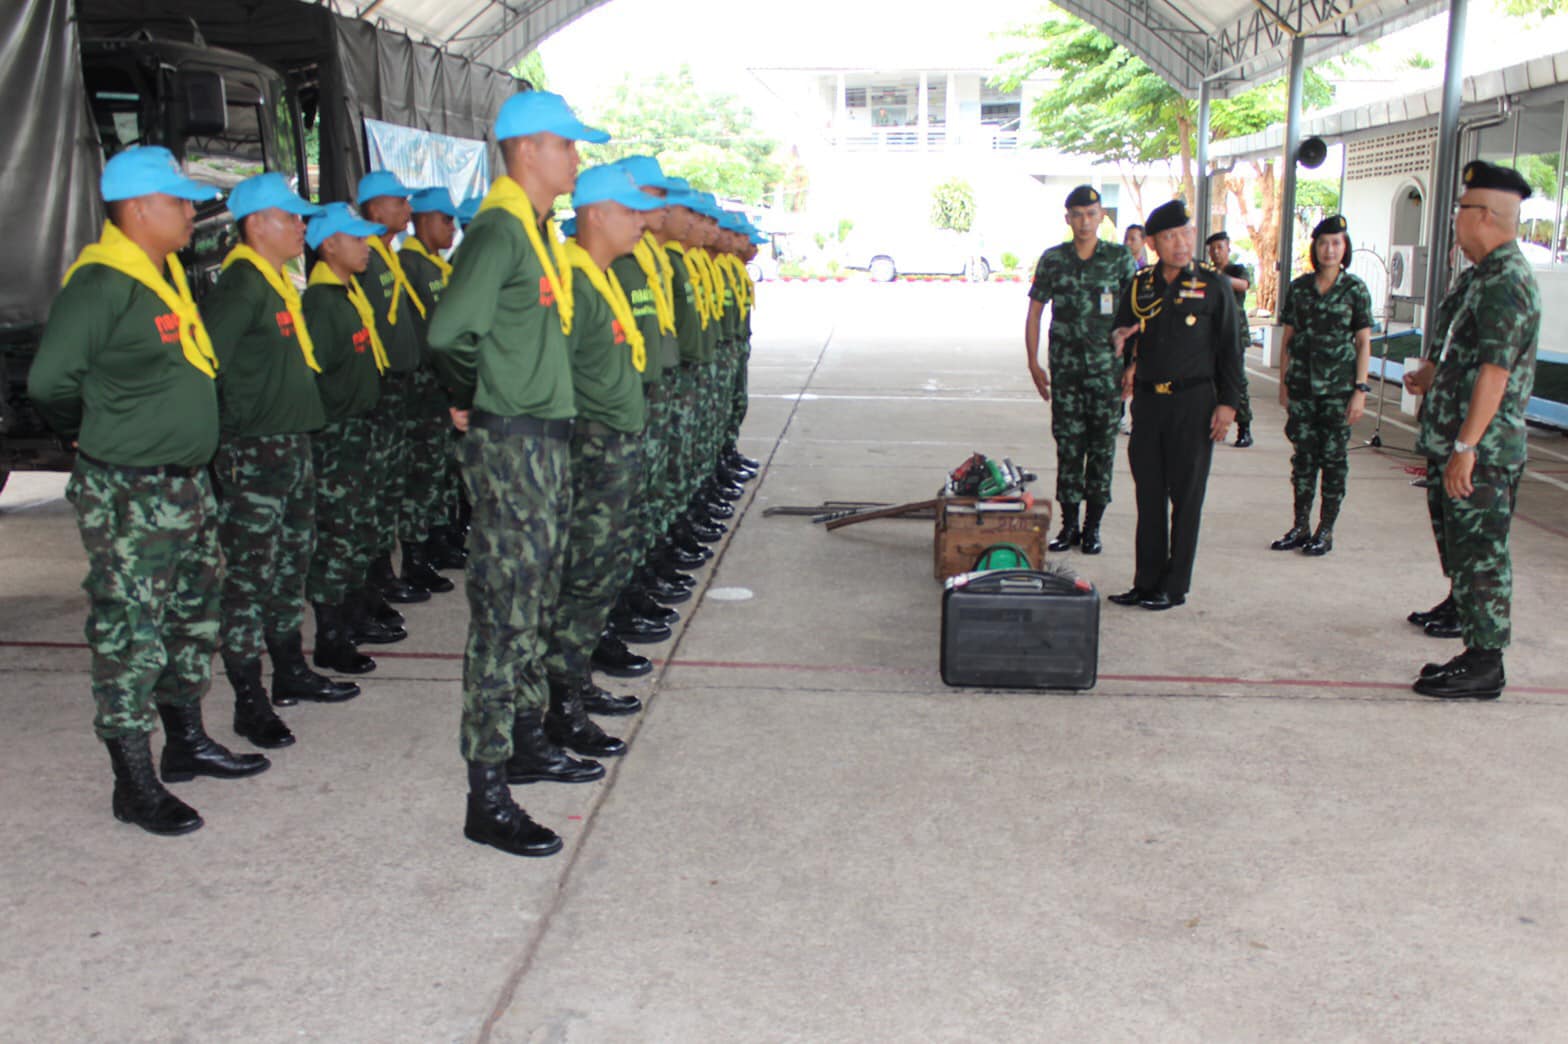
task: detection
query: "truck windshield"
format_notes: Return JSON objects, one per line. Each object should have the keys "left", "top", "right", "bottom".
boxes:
{"left": 183, "top": 75, "right": 269, "bottom": 191}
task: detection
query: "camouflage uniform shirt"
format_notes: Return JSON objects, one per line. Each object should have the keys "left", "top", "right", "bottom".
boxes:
{"left": 1280, "top": 270, "right": 1374, "bottom": 398}
{"left": 1416, "top": 240, "right": 1540, "bottom": 468}
{"left": 1028, "top": 240, "right": 1137, "bottom": 380}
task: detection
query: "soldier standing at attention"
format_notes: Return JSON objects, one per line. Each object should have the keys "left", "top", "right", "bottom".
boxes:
{"left": 1108, "top": 199, "right": 1243, "bottom": 610}
{"left": 428, "top": 91, "right": 613, "bottom": 858}
{"left": 540, "top": 164, "right": 664, "bottom": 758}
{"left": 1269, "top": 216, "right": 1374, "bottom": 557}
{"left": 1025, "top": 185, "right": 1137, "bottom": 556}
{"left": 301, "top": 203, "right": 398, "bottom": 677}
{"left": 204, "top": 174, "right": 358, "bottom": 753}
{"left": 1403, "top": 161, "right": 1541, "bottom": 701}
{"left": 28, "top": 146, "right": 269, "bottom": 835}
{"left": 1204, "top": 230, "right": 1256, "bottom": 448}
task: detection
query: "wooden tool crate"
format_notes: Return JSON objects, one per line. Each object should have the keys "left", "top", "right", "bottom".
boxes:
{"left": 933, "top": 497, "right": 1052, "bottom": 579}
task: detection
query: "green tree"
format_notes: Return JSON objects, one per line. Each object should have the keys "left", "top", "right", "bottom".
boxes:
{"left": 582, "top": 66, "right": 787, "bottom": 206}
{"left": 509, "top": 51, "right": 548, "bottom": 90}
{"left": 931, "top": 177, "right": 976, "bottom": 233}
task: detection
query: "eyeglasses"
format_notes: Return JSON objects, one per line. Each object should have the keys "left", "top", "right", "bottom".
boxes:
{"left": 1453, "top": 203, "right": 1489, "bottom": 215}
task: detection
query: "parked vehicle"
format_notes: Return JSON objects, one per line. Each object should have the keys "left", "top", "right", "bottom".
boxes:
{"left": 842, "top": 228, "right": 992, "bottom": 282}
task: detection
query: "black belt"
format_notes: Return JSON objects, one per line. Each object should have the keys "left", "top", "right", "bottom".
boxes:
{"left": 78, "top": 451, "right": 203, "bottom": 478}
{"left": 577, "top": 419, "right": 631, "bottom": 438}
{"left": 1136, "top": 376, "right": 1213, "bottom": 396}
{"left": 468, "top": 411, "right": 574, "bottom": 440}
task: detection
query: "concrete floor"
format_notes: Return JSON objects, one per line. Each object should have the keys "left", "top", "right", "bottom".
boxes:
{"left": 1, "top": 280, "right": 1566, "bottom": 1042}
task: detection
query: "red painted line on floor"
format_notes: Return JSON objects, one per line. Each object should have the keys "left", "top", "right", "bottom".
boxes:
{"left": 5, "top": 642, "right": 1564, "bottom": 696}
{"left": 1516, "top": 509, "right": 1568, "bottom": 541}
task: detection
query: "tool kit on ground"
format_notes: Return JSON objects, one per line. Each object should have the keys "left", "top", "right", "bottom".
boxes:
{"left": 940, "top": 564, "right": 1099, "bottom": 690}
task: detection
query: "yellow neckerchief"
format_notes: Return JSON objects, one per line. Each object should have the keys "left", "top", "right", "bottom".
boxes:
{"left": 308, "top": 261, "right": 389, "bottom": 373}
{"left": 399, "top": 236, "right": 453, "bottom": 283}
{"left": 705, "top": 249, "right": 729, "bottom": 318}
{"left": 719, "top": 253, "right": 750, "bottom": 319}
{"left": 689, "top": 246, "right": 721, "bottom": 319}
{"left": 220, "top": 244, "right": 320, "bottom": 373}
{"left": 564, "top": 238, "right": 646, "bottom": 373}
{"left": 63, "top": 221, "right": 219, "bottom": 378}
{"left": 477, "top": 175, "right": 573, "bottom": 334}
{"left": 631, "top": 233, "right": 676, "bottom": 335}
{"left": 665, "top": 241, "right": 709, "bottom": 329}
{"left": 366, "top": 234, "right": 427, "bottom": 327}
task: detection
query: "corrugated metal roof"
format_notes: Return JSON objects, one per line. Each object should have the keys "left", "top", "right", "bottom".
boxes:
{"left": 338, "top": 0, "right": 1445, "bottom": 96}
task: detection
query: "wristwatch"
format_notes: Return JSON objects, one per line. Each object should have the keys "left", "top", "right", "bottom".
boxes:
{"left": 1453, "top": 438, "right": 1476, "bottom": 455}
{"left": 1354, "top": 381, "right": 1372, "bottom": 393}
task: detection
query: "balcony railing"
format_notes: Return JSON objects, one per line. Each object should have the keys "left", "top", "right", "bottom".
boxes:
{"left": 827, "top": 125, "right": 1022, "bottom": 153}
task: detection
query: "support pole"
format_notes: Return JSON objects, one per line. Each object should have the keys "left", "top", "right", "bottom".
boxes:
{"left": 1421, "top": 0, "right": 1469, "bottom": 358}
{"left": 1196, "top": 79, "right": 1213, "bottom": 243}
{"left": 1275, "top": 36, "right": 1306, "bottom": 321}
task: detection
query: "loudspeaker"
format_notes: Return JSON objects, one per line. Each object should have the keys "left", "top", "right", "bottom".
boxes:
{"left": 1296, "top": 136, "right": 1328, "bottom": 169}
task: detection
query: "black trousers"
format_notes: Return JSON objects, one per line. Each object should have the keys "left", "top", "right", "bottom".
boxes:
{"left": 1128, "top": 384, "right": 1216, "bottom": 598}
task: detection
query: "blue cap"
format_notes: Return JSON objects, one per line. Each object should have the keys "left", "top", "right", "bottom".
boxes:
{"left": 101, "top": 146, "right": 221, "bottom": 203}
{"left": 306, "top": 202, "right": 386, "bottom": 249}
{"left": 495, "top": 91, "right": 610, "bottom": 144}
{"left": 717, "top": 211, "right": 746, "bottom": 232}
{"left": 456, "top": 196, "right": 483, "bottom": 225}
{"left": 410, "top": 187, "right": 459, "bottom": 216}
{"left": 664, "top": 176, "right": 692, "bottom": 192}
{"left": 227, "top": 172, "right": 323, "bottom": 220}
{"left": 572, "top": 164, "right": 665, "bottom": 212}
{"left": 612, "top": 155, "right": 676, "bottom": 193}
{"left": 665, "top": 188, "right": 703, "bottom": 213}
{"left": 356, "top": 170, "right": 412, "bottom": 205}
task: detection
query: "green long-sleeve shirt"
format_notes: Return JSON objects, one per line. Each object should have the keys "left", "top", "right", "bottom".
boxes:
{"left": 203, "top": 261, "right": 326, "bottom": 437}
{"left": 609, "top": 254, "right": 674, "bottom": 386}
{"left": 362, "top": 243, "right": 422, "bottom": 373}
{"left": 667, "top": 246, "right": 703, "bottom": 366}
{"left": 399, "top": 246, "right": 452, "bottom": 409}
{"left": 301, "top": 283, "right": 381, "bottom": 421}
{"left": 28, "top": 265, "right": 219, "bottom": 467}
{"left": 426, "top": 209, "right": 575, "bottom": 419}
{"left": 570, "top": 275, "right": 646, "bottom": 433}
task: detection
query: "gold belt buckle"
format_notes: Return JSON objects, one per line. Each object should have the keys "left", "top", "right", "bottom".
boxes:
{"left": 1154, "top": 380, "right": 1173, "bottom": 395}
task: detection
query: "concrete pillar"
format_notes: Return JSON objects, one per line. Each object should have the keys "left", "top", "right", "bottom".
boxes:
{"left": 918, "top": 72, "right": 929, "bottom": 149}
{"left": 1420, "top": 0, "right": 1469, "bottom": 360}
{"left": 1276, "top": 36, "right": 1306, "bottom": 321}
{"left": 1196, "top": 79, "right": 1213, "bottom": 244}
{"left": 946, "top": 71, "right": 958, "bottom": 148}
{"left": 835, "top": 72, "right": 847, "bottom": 146}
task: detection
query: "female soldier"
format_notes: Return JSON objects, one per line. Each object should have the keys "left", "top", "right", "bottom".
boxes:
{"left": 1271, "top": 215, "right": 1374, "bottom": 556}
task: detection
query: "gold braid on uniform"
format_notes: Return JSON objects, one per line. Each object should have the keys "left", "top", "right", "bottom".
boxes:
{"left": 1129, "top": 268, "right": 1161, "bottom": 332}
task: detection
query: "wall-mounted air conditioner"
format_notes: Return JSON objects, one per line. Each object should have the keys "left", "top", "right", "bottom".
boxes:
{"left": 1389, "top": 245, "right": 1427, "bottom": 300}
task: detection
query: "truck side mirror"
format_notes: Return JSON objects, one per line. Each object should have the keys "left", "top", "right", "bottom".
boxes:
{"left": 178, "top": 70, "right": 228, "bottom": 137}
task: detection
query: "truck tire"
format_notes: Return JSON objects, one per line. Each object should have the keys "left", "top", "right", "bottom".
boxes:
{"left": 869, "top": 256, "right": 897, "bottom": 283}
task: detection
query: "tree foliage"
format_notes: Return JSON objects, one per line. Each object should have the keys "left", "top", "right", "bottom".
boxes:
{"left": 508, "top": 52, "right": 549, "bottom": 91}
{"left": 930, "top": 177, "right": 976, "bottom": 233}
{"left": 581, "top": 66, "right": 786, "bottom": 206}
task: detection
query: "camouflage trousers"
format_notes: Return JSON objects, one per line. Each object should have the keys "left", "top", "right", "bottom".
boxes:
{"left": 1049, "top": 367, "right": 1121, "bottom": 506}
{"left": 370, "top": 374, "right": 412, "bottom": 557}
{"left": 1234, "top": 334, "right": 1253, "bottom": 427}
{"left": 639, "top": 388, "right": 673, "bottom": 560}
{"left": 544, "top": 428, "right": 643, "bottom": 684}
{"left": 457, "top": 427, "right": 571, "bottom": 763}
{"left": 1425, "top": 460, "right": 1520, "bottom": 650}
{"left": 214, "top": 433, "right": 315, "bottom": 662}
{"left": 1284, "top": 394, "right": 1351, "bottom": 523}
{"left": 307, "top": 417, "right": 380, "bottom": 605}
{"left": 399, "top": 368, "right": 453, "bottom": 546}
{"left": 725, "top": 343, "right": 750, "bottom": 447}
{"left": 670, "top": 363, "right": 702, "bottom": 505}
{"left": 66, "top": 456, "right": 220, "bottom": 740}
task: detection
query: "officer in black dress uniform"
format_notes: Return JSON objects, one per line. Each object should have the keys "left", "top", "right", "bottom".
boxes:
{"left": 1107, "top": 200, "right": 1244, "bottom": 610}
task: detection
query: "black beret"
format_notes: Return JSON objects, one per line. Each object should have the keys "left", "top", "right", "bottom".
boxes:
{"left": 1146, "top": 200, "right": 1189, "bottom": 237}
{"left": 1311, "top": 214, "right": 1348, "bottom": 239}
{"left": 1065, "top": 184, "right": 1101, "bottom": 208}
{"left": 1462, "top": 160, "right": 1532, "bottom": 199}
{"left": 1204, "top": 230, "right": 1230, "bottom": 246}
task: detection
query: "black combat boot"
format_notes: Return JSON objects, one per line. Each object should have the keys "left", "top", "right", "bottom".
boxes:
{"left": 668, "top": 521, "right": 715, "bottom": 558}
{"left": 639, "top": 564, "right": 692, "bottom": 605}
{"left": 402, "top": 541, "right": 454, "bottom": 594}
{"left": 424, "top": 529, "right": 468, "bottom": 571}
{"left": 370, "top": 550, "right": 429, "bottom": 604}
{"left": 1408, "top": 594, "right": 1455, "bottom": 628}
{"left": 702, "top": 498, "right": 735, "bottom": 520}
{"left": 1079, "top": 502, "right": 1106, "bottom": 555}
{"left": 706, "top": 475, "right": 744, "bottom": 502}
{"left": 609, "top": 600, "right": 673, "bottom": 644}
{"left": 106, "top": 735, "right": 203, "bottom": 836}
{"left": 224, "top": 652, "right": 295, "bottom": 749}
{"left": 1270, "top": 495, "right": 1314, "bottom": 551}
{"left": 657, "top": 535, "right": 706, "bottom": 571}
{"left": 312, "top": 601, "right": 376, "bottom": 675}
{"left": 347, "top": 588, "right": 407, "bottom": 645}
{"left": 157, "top": 703, "right": 271, "bottom": 783}
{"left": 1048, "top": 502, "right": 1080, "bottom": 553}
{"left": 1413, "top": 648, "right": 1505, "bottom": 700}
{"left": 267, "top": 631, "right": 359, "bottom": 704}
{"left": 1301, "top": 525, "right": 1333, "bottom": 556}
{"left": 463, "top": 761, "right": 562, "bottom": 857}
{"left": 593, "top": 629, "right": 653, "bottom": 677}
{"left": 506, "top": 709, "right": 607, "bottom": 783}
{"left": 677, "top": 514, "right": 723, "bottom": 545}
{"left": 545, "top": 678, "right": 627, "bottom": 757}
{"left": 727, "top": 445, "right": 760, "bottom": 471}
{"left": 580, "top": 676, "right": 642, "bottom": 716}
{"left": 623, "top": 581, "right": 679, "bottom": 625}
{"left": 1234, "top": 424, "right": 1254, "bottom": 448}
{"left": 362, "top": 584, "right": 405, "bottom": 628}
{"left": 1422, "top": 601, "right": 1464, "bottom": 639}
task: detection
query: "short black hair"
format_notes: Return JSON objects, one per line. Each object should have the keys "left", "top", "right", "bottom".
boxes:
{"left": 237, "top": 212, "right": 262, "bottom": 245}
{"left": 1310, "top": 229, "right": 1353, "bottom": 271}
{"left": 106, "top": 199, "right": 132, "bottom": 227}
{"left": 1124, "top": 224, "right": 1144, "bottom": 235}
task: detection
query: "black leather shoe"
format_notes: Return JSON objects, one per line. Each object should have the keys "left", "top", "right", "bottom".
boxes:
{"left": 728, "top": 448, "right": 760, "bottom": 470}
{"left": 640, "top": 569, "right": 692, "bottom": 605}
{"left": 580, "top": 677, "right": 642, "bottom": 716}
{"left": 624, "top": 585, "right": 679, "bottom": 625}
{"left": 1413, "top": 651, "right": 1504, "bottom": 700}
{"left": 370, "top": 552, "right": 430, "bottom": 604}
{"left": 1409, "top": 596, "right": 1455, "bottom": 627}
{"left": 364, "top": 586, "right": 404, "bottom": 628}
{"left": 1301, "top": 526, "right": 1334, "bottom": 556}
{"left": 652, "top": 554, "right": 699, "bottom": 584}
{"left": 506, "top": 710, "right": 606, "bottom": 783}
{"left": 348, "top": 588, "right": 408, "bottom": 645}
{"left": 703, "top": 499, "right": 735, "bottom": 520}
{"left": 609, "top": 610, "right": 672, "bottom": 644}
{"left": 157, "top": 703, "right": 271, "bottom": 782}
{"left": 267, "top": 631, "right": 360, "bottom": 703}
{"left": 1108, "top": 587, "right": 1148, "bottom": 606}
{"left": 545, "top": 679, "right": 627, "bottom": 758}
{"left": 1234, "top": 425, "right": 1254, "bottom": 448}
{"left": 463, "top": 762, "right": 562, "bottom": 857}
{"left": 707, "top": 481, "right": 744, "bottom": 503}
{"left": 402, "top": 544, "right": 455, "bottom": 594}
{"left": 1420, "top": 652, "right": 1472, "bottom": 680}
{"left": 106, "top": 736, "right": 203, "bottom": 836}
{"left": 681, "top": 517, "right": 724, "bottom": 544}
{"left": 662, "top": 539, "right": 708, "bottom": 568}
{"left": 593, "top": 631, "right": 653, "bottom": 677}
{"left": 312, "top": 601, "right": 377, "bottom": 676}
{"left": 1270, "top": 524, "right": 1310, "bottom": 551}
{"left": 1423, "top": 610, "right": 1463, "bottom": 639}
{"left": 425, "top": 529, "right": 468, "bottom": 571}
{"left": 1139, "top": 591, "right": 1185, "bottom": 611}
{"left": 224, "top": 654, "right": 296, "bottom": 749}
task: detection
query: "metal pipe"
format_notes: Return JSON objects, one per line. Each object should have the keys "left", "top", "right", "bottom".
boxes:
{"left": 1420, "top": 0, "right": 1468, "bottom": 357}
{"left": 1276, "top": 35, "right": 1306, "bottom": 321}
{"left": 1197, "top": 78, "right": 1213, "bottom": 242}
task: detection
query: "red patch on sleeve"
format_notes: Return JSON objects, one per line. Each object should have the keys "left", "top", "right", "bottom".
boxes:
{"left": 154, "top": 312, "right": 182, "bottom": 345}
{"left": 275, "top": 310, "right": 295, "bottom": 338}
{"left": 351, "top": 328, "right": 371, "bottom": 354}
{"left": 611, "top": 319, "right": 626, "bottom": 345}
{"left": 539, "top": 275, "right": 555, "bottom": 307}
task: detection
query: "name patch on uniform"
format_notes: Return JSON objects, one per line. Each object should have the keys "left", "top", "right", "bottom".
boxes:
{"left": 1100, "top": 291, "right": 1115, "bottom": 316}
{"left": 611, "top": 319, "right": 626, "bottom": 346}
{"left": 275, "top": 310, "right": 295, "bottom": 338}
{"left": 1178, "top": 290, "right": 1206, "bottom": 300}
{"left": 538, "top": 275, "right": 555, "bottom": 307}
{"left": 351, "top": 327, "right": 371, "bottom": 354}
{"left": 154, "top": 312, "right": 181, "bottom": 345}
